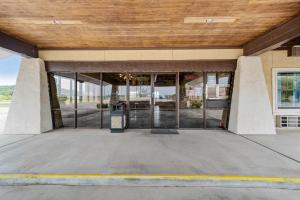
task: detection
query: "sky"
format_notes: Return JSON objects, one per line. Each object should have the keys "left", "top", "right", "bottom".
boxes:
{"left": 0, "top": 55, "right": 21, "bottom": 86}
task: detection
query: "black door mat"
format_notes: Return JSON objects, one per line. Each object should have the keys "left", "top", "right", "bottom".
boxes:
{"left": 151, "top": 129, "right": 179, "bottom": 134}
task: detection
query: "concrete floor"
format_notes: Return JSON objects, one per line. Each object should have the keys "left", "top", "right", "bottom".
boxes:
{"left": 0, "top": 107, "right": 8, "bottom": 133}
{"left": 1, "top": 129, "right": 300, "bottom": 199}
{"left": 0, "top": 186, "right": 300, "bottom": 200}
{"left": 0, "top": 134, "right": 35, "bottom": 147}
{"left": 244, "top": 129, "right": 300, "bottom": 162}
{"left": 0, "top": 129, "right": 299, "bottom": 177}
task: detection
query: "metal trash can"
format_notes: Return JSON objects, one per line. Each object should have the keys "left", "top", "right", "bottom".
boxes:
{"left": 110, "top": 102, "right": 126, "bottom": 133}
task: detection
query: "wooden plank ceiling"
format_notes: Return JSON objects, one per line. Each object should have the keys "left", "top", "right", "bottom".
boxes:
{"left": 0, "top": 0, "right": 299, "bottom": 49}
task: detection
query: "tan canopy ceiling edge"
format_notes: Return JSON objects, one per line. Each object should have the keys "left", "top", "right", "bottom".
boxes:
{"left": 39, "top": 49, "right": 243, "bottom": 61}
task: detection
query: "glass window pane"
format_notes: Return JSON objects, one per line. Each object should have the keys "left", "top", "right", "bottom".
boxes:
{"left": 206, "top": 73, "right": 231, "bottom": 100}
{"left": 59, "top": 110, "right": 74, "bottom": 128}
{"left": 207, "top": 73, "right": 216, "bottom": 85}
{"left": 129, "top": 74, "right": 151, "bottom": 128}
{"left": 179, "top": 72, "right": 204, "bottom": 128}
{"left": 205, "top": 72, "right": 232, "bottom": 129}
{"left": 55, "top": 74, "right": 75, "bottom": 111}
{"left": 218, "top": 73, "right": 231, "bottom": 99}
{"left": 206, "top": 73, "right": 217, "bottom": 99}
{"left": 277, "top": 72, "right": 300, "bottom": 108}
{"left": 154, "top": 74, "right": 176, "bottom": 129}
{"left": 206, "top": 109, "right": 229, "bottom": 129}
{"left": 102, "top": 73, "right": 127, "bottom": 128}
{"left": 218, "top": 73, "right": 230, "bottom": 84}
{"left": 77, "top": 73, "right": 101, "bottom": 128}
{"left": 51, "top": 72, "right": 76, "bottom": 128}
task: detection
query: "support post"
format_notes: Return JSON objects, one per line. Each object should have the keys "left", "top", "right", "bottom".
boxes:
{"left": 4, "top": 58, "right": 52, "bottom": 134}
{"left": 228, "top": 56, "right": 276, "bottom": 134}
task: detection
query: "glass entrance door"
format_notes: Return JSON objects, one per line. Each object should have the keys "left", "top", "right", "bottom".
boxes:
{"left": 179, "top": 72, "right": 204, "bottom": 128}
{"left": 153, "top": 74, "right": 177, "bottom": 128}
{"left": 205, "top": 72, "right": 232, "bottom": 129}
{"left": 129, "top": 74, "right": 152, "bottom": 128}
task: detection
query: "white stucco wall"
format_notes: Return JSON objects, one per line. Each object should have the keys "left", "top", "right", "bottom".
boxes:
{"left": 228, "top": 56, "right": 276, "bottom": 134}
{"left": 4, "top": 58, "right": 52, "bottom": 134}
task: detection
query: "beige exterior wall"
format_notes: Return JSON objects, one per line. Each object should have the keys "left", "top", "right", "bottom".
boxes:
{"left": 260, "top": 50, "right": 300, "bottom": 108}
{"left": 39, "top": 49, "right": 243, "bottom": 61}
{"left": 39, "top": 50, "right": 105, "bottom": 61}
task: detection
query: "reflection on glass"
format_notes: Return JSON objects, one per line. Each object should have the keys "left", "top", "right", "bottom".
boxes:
{"left": 206, "top": 73, "right": 217, "bottom": 99}
{"left": 55, "top": 75, "right": 75, "bottom": 110}
{"left": 206, "top": 109, "right": 229, "bottom": 129}
{"left": 48, "top": 71, "right": 234, "bottom": 130}
{"left": 218, "top": 73, "right": 231, "bottom": 99}
{"left": 154, "top": 74, "right": 176, "bottom": 128}
{"left": 102, "top": 73, "right": 127, "bottom": 128}
{"left": 77, "top": 73, "right": 101, "bottom": 128}
{"left": 206, "top": 73, "right": 231, "bottom": 100}
{"left": 52, "top": 73, "right": 75, "bottom": 127}
{"left": 129, "top": 74, "right": 151, "bottom": 128}
{"left": 277, "top": 72, "right": 300, "bottom": 108}
{"left": 205, "top": 72, "right": 231, "bottom": 129}
{"left": 179, "top": 72, "right": 204, "bottom": 128}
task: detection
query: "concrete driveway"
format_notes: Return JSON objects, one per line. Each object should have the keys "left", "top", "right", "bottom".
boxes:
{"left": 1, "top": 185, "right": 300, "bottom": 200}
{"left": 0, "top": 129, "right": 299, "bottom": 177}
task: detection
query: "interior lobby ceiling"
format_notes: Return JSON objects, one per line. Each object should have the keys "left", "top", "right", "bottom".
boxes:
{"left": 0, "top": 0, "right": 299, "bottom": 49}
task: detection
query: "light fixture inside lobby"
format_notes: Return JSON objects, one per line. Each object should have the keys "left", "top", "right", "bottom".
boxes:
{"left": 184, "top": 17, "right": 236, "bottom": 24}
{"left": 119, "top": 72, "right": 134, "bottom": 80}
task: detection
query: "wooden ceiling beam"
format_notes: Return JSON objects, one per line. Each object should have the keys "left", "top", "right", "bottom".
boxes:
{"left": 0, "top": 31, "right": 38, "bottom": 58}
{"left": 243, "top": 14, "right": 300, "bottom": 56}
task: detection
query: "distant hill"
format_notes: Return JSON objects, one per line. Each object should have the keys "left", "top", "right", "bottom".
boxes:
{"left": 0, "top": 85, "right": 15, "bottom": 100}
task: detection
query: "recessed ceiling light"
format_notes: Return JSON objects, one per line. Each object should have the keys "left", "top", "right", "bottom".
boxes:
{"left": 53, "top": 20, "right": 62, "bottom": 25}
{"left": 50, "top": 20, "right": 83, "bottom": 25}
{"left": 184, "top": 17, "right": 236, "bottom": 24}
{"left": 51, "top": 20, "right": 83, "bottom": 25}
{"left": 206, "top": 18, "right": 214, "bottom": 24}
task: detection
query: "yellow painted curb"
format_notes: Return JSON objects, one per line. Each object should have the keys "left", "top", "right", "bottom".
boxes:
{"left": 0, "top": 174, "right": 300, "bottom": 184}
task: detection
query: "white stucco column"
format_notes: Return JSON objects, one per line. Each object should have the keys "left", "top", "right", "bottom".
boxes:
{"left": 228, "top": 56, "right": 276, "bottom": 135}
{"left": 4, "top": 58, "right": 52, "bottom": 134}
